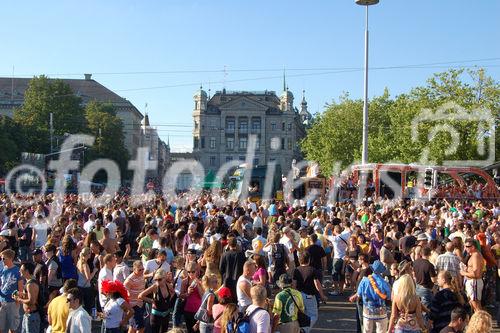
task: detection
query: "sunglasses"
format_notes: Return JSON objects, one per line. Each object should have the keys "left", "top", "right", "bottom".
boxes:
{"left": 188, "top": 271, "right": 196, "bottom": 273}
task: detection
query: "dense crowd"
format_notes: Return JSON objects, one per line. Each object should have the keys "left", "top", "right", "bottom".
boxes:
{"left": 0, "top": 191, "right": 498, "bottom": 333}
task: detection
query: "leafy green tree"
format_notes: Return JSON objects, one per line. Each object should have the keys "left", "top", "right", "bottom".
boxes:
{"left": 13, "top": 76, "right": 87, "bottom": 154}
{"left": 85, "top": 101, "right": 130, "bottom": 177}
{"left": 0, "top": 116, "right": 26, "bottom": 175}
{"left": 301, "top": 69, "right": 499, "bottom": 175}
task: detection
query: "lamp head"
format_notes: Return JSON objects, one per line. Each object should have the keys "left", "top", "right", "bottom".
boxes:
{"left": 355, "top": 0, "right": 379, "bottom": 5}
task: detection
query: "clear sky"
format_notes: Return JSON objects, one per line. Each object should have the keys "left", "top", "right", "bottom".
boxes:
{"left": 1, "top": 0, "right": 499, "bottom": 151}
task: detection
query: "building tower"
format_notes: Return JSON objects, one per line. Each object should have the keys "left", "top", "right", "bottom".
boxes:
{"left": 280, "top": 73, "right": 294, "bottom": 112}
{"left": 299, "top": 90, "right": 312, "bottom": 124}
{"left": 192, "top": 86, "right": 207, "bottom": 157}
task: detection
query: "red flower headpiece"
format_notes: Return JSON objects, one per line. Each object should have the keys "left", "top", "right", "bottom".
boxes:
{"left": 101, "top": 279, "right": 129, "bottom": 303}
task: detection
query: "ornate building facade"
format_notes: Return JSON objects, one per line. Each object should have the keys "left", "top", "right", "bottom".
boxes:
{"left": 192, "top": 84, "right": 311, "bottom": 176}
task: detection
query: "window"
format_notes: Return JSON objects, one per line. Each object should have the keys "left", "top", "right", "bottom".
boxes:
{"left": 239, "top": 137, "right": 247, "bottom": 149}
{"left": 288, "top": 139, "right": 292, "bottom": 150}
{"left": 288, "top": 123, "right": 292, "bottom": 131}
{"left": 239, "top": 118, "right": 248, "bottom": 133}
{"left": 226, "top": 137, "right": 234, "bottom": 150}
{"left": 271, "top": 122, "right": 277, "bottom": 131}
{"left": 239, "top": 156, "right": 245, "bottom": 161}
{"left": 255, "top": 137, "right": 260, "bottom": 150}
{"left": 282, "top": 122, "right": 285, "bottom": 131}
{"left": 226, "top": 156, "right": 233, "bottom": 162}
{"left": 201, "top": 137, "right": 205, "bottom": 149}
{"left": 194, "top": 121, "right": 198, "bottom": 130}
{"left": 209, "top": 156, "right": 216, "bottom": 166}
{"left": 251, "top": 118, "right": 261, "bottom": 132}
{"left": 209, "top": 137, "right": 216, "bottom": 149}
{"left": 269, "top": 157, "right": 276, "bottom": 162}
{"left": 226, "top": 118, "right": 235, "bottom": 132}
{"left": 193, "top": 137, "right": 199, "bottom": 149}
{"left": 253, "top": 158, "right": 259, "bottom": 166}
{"left": 281, "top": 138, "right": 285, "bottom": 150}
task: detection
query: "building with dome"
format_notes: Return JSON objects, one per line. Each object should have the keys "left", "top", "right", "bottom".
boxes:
{"left": 192, "top": 81, "right": 309, "bottom": 176}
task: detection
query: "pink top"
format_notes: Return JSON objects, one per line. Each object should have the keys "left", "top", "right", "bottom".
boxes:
{"left": 252, "top": 267, "right": 267, "bottom": 283}
{"left": 184, "top": 287, "right": 202, "bottom": 313}
{"left": 212, "top": 304, "right": 226, "bottom": 333}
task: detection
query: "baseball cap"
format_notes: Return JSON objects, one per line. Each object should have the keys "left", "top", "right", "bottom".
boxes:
{"left": 218, "top": 287, "right": 232, "bottom": 299}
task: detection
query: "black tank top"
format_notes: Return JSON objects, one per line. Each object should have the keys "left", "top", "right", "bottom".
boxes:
{"left": 152, "top": 286, "right": 170, "bottom": 312}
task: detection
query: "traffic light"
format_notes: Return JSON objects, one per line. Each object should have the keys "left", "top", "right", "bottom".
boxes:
{"left": 424, "top": 168, "right": 433, "bottom": 189}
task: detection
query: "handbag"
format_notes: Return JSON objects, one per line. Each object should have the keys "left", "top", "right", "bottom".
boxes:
{"left": 194, "top": 291, "right": 215, "bottom": 323}
{"left": 285, "top": 290, "right": 310, "bottom": 328}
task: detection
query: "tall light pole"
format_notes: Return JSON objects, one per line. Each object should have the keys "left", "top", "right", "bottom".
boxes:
{"left": 356, "top": 0, "right": 378, "bottom": 165}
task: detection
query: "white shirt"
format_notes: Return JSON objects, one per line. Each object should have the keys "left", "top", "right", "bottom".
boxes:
{"left": 144, "top": 259, "right": 171, "bottom": 275}
{"left": 33, "top": 222, "right": 49, "bottom": 248}
{"left": 236, "top": 275, "right": 252, "bottom": 310}
{"left": 98, "top": 267, "right": 114, "bottom": 308}
{"left": 253, "top": 216, "right": 263, "bottom": 229}
{"left": 327, "top": 231, "right": 351, "bottom": 259}
{"left": 83, "top": 220, "right": 95, "bottom": 234}
{"left": 246, "top": 304, "right": 271, "bottom": 333}
{"left": 279, "top": 236, "right": 295, "bottom": 263}
{"left": 106, "top": 222, "right": 117, "bottom": 239}
{"left": 113, "top": 263, "right": 130, "bottom": 283}
{"left": 103, "top": 297, "right": 125, "bottom": 328}
{"left": 66, "top": 306, "right": 92, "bottom": 333}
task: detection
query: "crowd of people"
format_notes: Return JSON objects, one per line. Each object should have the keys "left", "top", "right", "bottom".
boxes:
{"left": 0, "top": 191, "right": 498, "bottom": 333}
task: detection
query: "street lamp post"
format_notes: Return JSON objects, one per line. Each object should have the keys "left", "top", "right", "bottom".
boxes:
{"left": 355, "top": 0, "right": 379, "bottom": 165}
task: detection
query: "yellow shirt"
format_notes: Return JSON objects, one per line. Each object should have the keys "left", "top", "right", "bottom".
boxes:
{"left": 298, "top": 237, "right": 313, "bottom": 252}
{"left": 48, "top": 294, "right": 70, "bottom": 333}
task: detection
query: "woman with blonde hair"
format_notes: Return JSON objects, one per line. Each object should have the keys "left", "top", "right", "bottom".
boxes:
{"left": 196, "top": 274, "right": 219, "bottom": 333}
{"left": 465, "top": 310, "right": 492, "bottom": 333}
{"left": 220, "top": 303, "right": 239, "bottom": 333}
{"left": 76, "top": 246, "right": 99, "bottom": 313}
{"left": 139, "top": 268, "right": 175, "bottom": 333}
{"left": 387, "top": 274, "right": 426, "bottom": 333}
{"left": 202, "top": 241, "right": 223, "bottom": 287}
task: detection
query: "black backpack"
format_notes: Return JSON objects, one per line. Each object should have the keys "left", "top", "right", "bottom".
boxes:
{"left": 271, "top": 243, "right": 287, "bottom": 267}
{"left": 48, "top": 256, "right": 62, "bottom": 280}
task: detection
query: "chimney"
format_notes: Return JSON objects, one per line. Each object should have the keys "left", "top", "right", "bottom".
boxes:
{"left": 84, "top": 73, "right": 92, "bottom": 81}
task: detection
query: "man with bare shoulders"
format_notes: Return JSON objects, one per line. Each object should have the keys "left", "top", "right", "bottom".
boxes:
{"left": 100, "top": 227, "right": 119, "bottom": 254}
{"left": 459, "top": 238, "right": 484, "bottom": 312}
{"left": 14, "top": 262, "right": 41, "bottom": 333}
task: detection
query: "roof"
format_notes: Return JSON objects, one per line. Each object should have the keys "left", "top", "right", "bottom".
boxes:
{"left": 206, "top": 90, "right": 282, "bottom": 114}
{"left": 0, "top": 76, "right": 143, "bottom": 118}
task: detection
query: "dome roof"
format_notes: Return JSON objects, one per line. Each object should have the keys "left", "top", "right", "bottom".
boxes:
{"left": 193, "top": 87, "right": 208, "bottom": 99}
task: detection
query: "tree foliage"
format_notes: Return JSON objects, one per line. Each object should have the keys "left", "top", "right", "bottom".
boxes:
{"left": 301, "top": 69, "right": 500, "bottom": 175}
{"left": 85, "top": 101, "right": 130, "bottom": 175}
{"left": 13, "top": 76, "right": 87, "bottom": 153}
{"left": 0, "top": 116, "right": 26, "bottom": 175}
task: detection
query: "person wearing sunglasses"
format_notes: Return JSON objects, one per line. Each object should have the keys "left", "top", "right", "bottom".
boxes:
{"left": 124, "top": 261, "right": 146, "bottom": 333}
{"left": 65, "top": 288, "right": 91, "bottom": 333}
{"left": 460, "top": 238, "right": 485, "bottom": 313}
{"left": 181, "top": 262, "right": 204, "bottom": 333}
{"left": 139, "top": 269, "right": 175, "bottom": 333}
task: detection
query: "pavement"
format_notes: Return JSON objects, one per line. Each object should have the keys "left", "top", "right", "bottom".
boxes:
{"left": 311, "top": 293, "right": 500, "bottom": 333}
{"left": 311, "top": 294, "right": 357, "bottom": 333}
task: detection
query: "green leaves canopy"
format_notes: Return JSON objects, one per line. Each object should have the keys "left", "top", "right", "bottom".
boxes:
{"left": 301, "top": 69, "right": 500, "bottom": 175}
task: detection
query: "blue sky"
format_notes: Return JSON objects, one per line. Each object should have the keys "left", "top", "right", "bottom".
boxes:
{"left": 1, "top": 1, "right": 499, "bottom": 151}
